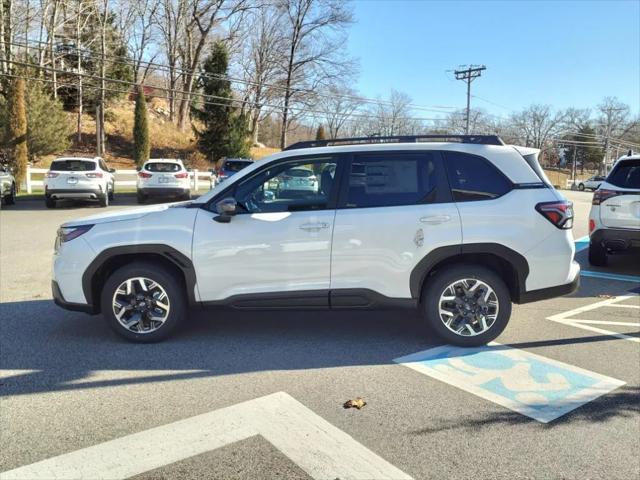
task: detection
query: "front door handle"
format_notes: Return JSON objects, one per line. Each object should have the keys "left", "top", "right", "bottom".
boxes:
{"left": 299, "top": 222, "right": 329, "bottom": 232}
{"left": 420, "top": 215, "right": 451, "bottom": 225}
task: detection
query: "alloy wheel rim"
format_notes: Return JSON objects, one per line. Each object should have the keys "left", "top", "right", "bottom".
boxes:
{"left": 438, "top": 278, "right": 499, "bottom": 337}
{"left": 112, "top": 277, "right": 170, "bottom": 334}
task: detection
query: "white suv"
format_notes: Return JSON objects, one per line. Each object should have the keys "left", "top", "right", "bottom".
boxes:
{"left": 52, "top": 135, "right": 579, "bottom": 346}
{"left": 588, "top": 154, "right": 640, "bottom": 266}
{"left": 137, "top": 159, "right": 191, "bottom": 203}
{"left": 44, "top": 157, "right": 115, "bottom": 208}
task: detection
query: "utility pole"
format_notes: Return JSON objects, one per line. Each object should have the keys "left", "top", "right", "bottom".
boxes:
{"left": 454, "top": 65, "right": 486, "bottom": 134}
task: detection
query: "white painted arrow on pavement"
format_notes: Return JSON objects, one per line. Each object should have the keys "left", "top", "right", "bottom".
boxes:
{"left": 0, "top": 391, "right": 412, "bottom": 480}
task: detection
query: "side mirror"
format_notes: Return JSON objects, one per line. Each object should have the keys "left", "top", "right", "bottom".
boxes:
{"left": 109, "top": 168, "right": 116, "bottom": 173}
{"left": 214, "top": 197, "right": 237, "bottom": 223}
{"left": 136, "top": 166, "right": 141, "bottom": 172}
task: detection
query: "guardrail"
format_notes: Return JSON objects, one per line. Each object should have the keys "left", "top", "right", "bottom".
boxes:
{"left": 24, "top": 165, "right": 213, "bottom": 194}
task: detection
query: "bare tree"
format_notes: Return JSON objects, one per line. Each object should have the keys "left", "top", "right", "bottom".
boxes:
{"left": 316, "top": 83, "right": 359, "bottom": 138}
{"left": 276, "top": 0, "right": 354, "bottom": 148}
{"left": 509, "top": 104, "right": 566, "bottom": 149}
{"left": 115, "top": 0, "right": 159, "bottom": 84}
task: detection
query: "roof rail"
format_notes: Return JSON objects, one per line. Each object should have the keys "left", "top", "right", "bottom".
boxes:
{"left": 284, "top": 134, "right": 505, "bottom": 151}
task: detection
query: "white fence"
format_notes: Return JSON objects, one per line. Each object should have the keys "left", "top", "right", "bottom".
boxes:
{"left": 24, "top": 165, "right": 213, "bottom": 194}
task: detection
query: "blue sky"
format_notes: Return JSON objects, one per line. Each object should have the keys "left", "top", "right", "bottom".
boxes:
{"left": 347, "top": 0, "right": 640, "bottom": 119}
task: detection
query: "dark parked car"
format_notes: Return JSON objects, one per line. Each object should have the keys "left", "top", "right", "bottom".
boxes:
{"left": 212, "top": 158, "right": 253, "bottom": 186}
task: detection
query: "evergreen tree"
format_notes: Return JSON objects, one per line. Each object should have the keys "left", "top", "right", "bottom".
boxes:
{"left": 1, "top": 82, "right": 71, "bottom": 161}
{"left": 316, "top": 125, "right": 326, "bottom": 140}
{"left": 563, "top": 125, "right": 602, "bottom": 173}
{"left": 194, "top": 42, "right": 249, "bottom": 161}
{"left": 133, "top": 86, "right": 150, "bottom": 166}
{"left": 6, "top": 78, "right": 28, "bottom": 189}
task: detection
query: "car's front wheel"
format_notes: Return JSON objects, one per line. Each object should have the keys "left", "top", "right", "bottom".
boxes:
{"left": 4, "top": 183, "right": 16, "bottom": 205}
{"left": 578, "top": 183, "right": 585, "bottom": 191}
{"left": 422, "top": 264, "right": 511, "bottom": 347}
{"left": 101, "top": 262, "right": 186, "bottom": 342}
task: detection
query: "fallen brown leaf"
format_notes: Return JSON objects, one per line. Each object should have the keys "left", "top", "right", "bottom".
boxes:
{"left": 343, "top": 397, "right": 367, "bottom": 409}
{"left": 596, "top": 294, "right": 616, "bottom": 299}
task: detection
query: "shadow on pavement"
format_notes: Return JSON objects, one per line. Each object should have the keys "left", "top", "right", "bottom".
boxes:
{"left": 8, "top": 194, "right": 205, "bottom": 211}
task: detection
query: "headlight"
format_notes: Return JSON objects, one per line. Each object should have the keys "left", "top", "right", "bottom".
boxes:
{"left": 55, "top": 225, "right": 94, "bottom": 251}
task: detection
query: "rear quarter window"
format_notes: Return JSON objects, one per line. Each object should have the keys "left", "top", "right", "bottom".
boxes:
{"left": 50, "top": 160, "right": 96, "bottom": 171}
{"left": 444, "top": 152, "right": 512, "bottom": 201}
{"left": 607, "top": 160, "right": 640, "bottom": 189}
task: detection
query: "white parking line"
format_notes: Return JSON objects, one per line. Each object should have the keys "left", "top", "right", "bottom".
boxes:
{"left": 0, "top": 391, "right": 412, "bottom": 480}
{"left": 547, "top": 295, "right": 640, "bottom": 343}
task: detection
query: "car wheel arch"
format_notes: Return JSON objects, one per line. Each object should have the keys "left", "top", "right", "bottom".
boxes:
{"left": 82, "top": 245, "right": 197, "bottom": 313}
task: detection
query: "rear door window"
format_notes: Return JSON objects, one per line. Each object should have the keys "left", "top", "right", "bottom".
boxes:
{"left": 146, "top": 162, "right": 181, "bottom": 172}
{"left": 444, "top": 152, "right": 512, "bottom": 201}
{"left": 345, "top": 152, "right": 441, "bottom": 208}
{"left": 224, "top": 161, "right": 252, "bottom": 172}
{"left": 607, "top": 160, "right": 640, "bottom": 189}
{"left": 50, "top": 160, "right": 96, "bottom": 171}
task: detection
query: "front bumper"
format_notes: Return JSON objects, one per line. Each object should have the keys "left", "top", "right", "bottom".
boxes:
{"left": 52, "top": 280, "right": 96, "bottom": 314}
{"left": 139, "top": 187, "right": 190, "bottom": 197}
{"left": 591, "top": 228, "right": 640, "bottom": 253}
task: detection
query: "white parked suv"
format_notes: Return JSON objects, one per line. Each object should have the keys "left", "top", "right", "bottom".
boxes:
{"left": 136, "top": 158, "right": 191, "bottom": 203}
{"left": 52, "top": 135, "right": 580, "bottom": 346}
{"left": 588, "top": 154, "right": 640, "bottom": 266}
{"left": 44, "top": 157, "right": 115, "bottom": 208}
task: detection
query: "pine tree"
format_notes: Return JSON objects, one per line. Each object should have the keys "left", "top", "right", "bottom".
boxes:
{"left": 194, "top": 42, "right": 249, "bottom": 161}
{"left": 316, "top": 125, "right": 326, "bottom": 140}
{"left": 133, "top": 86, "right": 150, "bottom": 166}
{"left": 6, "top": 78, "right": 28, "bottom": 189}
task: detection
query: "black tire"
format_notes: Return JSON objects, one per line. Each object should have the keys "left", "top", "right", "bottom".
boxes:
{"left": 137, "top": 192, "right": 147, "bottom": 204}
{"left": 45, "top": 196, "right": 56, "bottom": 209}
{"left": 4, "top": 183, "right": 16, "bottom": 205}
{"left": 181, "top": 191, "right": 192, "bottom": 201}
{"left": 108, "top": 183, "right": 115, "bottom": 201}
{"left": 588, "top": 242, "right": 608, "bottom": 267}
{"left": 578, "top": 183, "right": 585, "bottom": 191}
{"left": 98, "top": 192, "right": 109, "bottom": 207}
{"left": 421, "top": 264, "right": 512, "bottom": 347}
{"left": 100, "top": 262, "right": 186, "bottom": 343}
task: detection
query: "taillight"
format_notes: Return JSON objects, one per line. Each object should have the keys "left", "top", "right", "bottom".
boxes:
{"left": 138, "top": 171, "right": 152, "bottom": 178}
{"left": 536, "top": 200, "right": 574, "bottom": 229}
{"left": 45, "top": 172, "right": 59, "bottom": 178}
{"left": 85, "top": 172, "right": 103, "bottom": 178}
{"left": 592, "top": 189, "right": 620, "bottom": 205}
{"left": 589, "top": 219, "right": 596, "bottom": 233}
{"left": 174, "top": 172, "right": 188, "bottom": 179}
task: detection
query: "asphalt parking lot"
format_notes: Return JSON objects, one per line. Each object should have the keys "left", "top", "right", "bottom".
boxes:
{"left": 1, "top": 190, "right": 639, "bottom": 480}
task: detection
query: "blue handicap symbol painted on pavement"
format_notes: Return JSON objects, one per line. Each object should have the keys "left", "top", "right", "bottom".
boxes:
{"left": 394, "top": 343, "right": 625, "bottom": 423}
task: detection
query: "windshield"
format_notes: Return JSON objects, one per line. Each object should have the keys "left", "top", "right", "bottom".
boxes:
{"left": 607, "top": 159, "right": 640, "bottom": 189}
{"left": 223, "top": 161, "right": 252, "bottom": 172}
{"left": 286, "top": 169, "right": 313, "bottom": 177}
{"left": 50, "top": 160, "right": 96, "bottom": 171}
{"left": 146, "top": 162, "right": 181, "bottom": 172}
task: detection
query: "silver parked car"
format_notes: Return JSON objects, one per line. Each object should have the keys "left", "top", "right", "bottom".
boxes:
{"left": 0, "top": 165, "right": 16, "bottom": 206}
{"left": 578, "top": 175, "right": 605, "bottom": 191}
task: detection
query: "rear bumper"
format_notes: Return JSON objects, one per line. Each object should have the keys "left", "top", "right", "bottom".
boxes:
{"left": 591, "top": 228, "right": 640, "bottom": 253}
{"left": 517, "top": 267, "right": 580, "bottom": 304}
{"left": 139, "top": 187, "right": 190, "bottom": 197}
{"left": 52, "top": 280, "right": 96, "bottom": 314}
{"left": 46, "top": 188, "right": 102, "bottom": 200}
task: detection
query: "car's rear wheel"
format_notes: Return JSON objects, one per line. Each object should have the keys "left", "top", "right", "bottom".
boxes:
{"left": 137, "top": 192, "right": 146, "bottom": 204}
{"left": 588, "top": 242, "right": 608, "bottom": 266}
{"left": 99, "top": 192, "right": 109, "bottom": 207}
{"left": 108, "top": 183, "right": 114, "bottom": 201}
{"left": 101, "top": 262, "right": 186, "bottom": 342}
{"left": 578, "top": 183, "right": 585, "bottom": 191}
{"left": 182, "top": 191, "right": 192, "bottom": 201}
{"left": 45, "top": 196, "right": 56, "bottom": 208}
{"left": 422, "top": 264, "right": 511, "bottom": 347}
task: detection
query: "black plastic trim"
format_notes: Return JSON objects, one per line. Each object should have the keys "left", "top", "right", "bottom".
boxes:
{"left": 284, "top": 135, "right": 505, "bottom": 150}
{"left": 517, "top": 275, "right": 580, "bottom": 304}
{"left": 591, "top": 228, "right": 640, "bottom": 252}
{"left": 409, "top": 243, "right": 530, "bottom": 300}
{"left": 330, "top": 289, "right": 416, "bottom": 309}
{"left": 52, "top": 280, "right": 97, "bottom": 314}
{"left": 81, "top": 244, "right": 197, "bottom": 309}
{"left": 139, "top": 187, "right": 190, "bottom": 196}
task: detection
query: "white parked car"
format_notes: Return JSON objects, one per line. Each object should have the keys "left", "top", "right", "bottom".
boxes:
{"left": 577, "top": 175, "right": 606, "bottom": 191}
{"left": 52, "top": 135, "right": 579, "bottom": 346}
{"left": 277, "top": 167, "right": 318, "bottom": 194}
{"left": 136, "top": 159, "right": 191, "bottom": 203}
{"left": 587, "top": 154, "right": 640, "bottom": 266}
{"left": 44, "top": 157, "right": 115, "bottom": 208}
{"left": 0, "top": 164, "right": 16, "bottom": 206}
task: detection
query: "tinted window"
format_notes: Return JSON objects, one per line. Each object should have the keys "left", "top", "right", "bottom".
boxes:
{"left": 50, "top": 160, "right": 96, "bottom": 171}
{"left": 224, "top": 160, "right": 252, "bottom": 172}
{"left": 607, "top": 160, "right": 640, "bottom": 189}
{"left": 99, "top": 159, "right": 109, "bottom": 171}
{"left": 146, "top": 162, "right": 181, "bottom": 172}
{"left": 235, "top": 157, "right": 336, "bottom": 213}
{"left": 444, "top": 152, "right": 511, "bottom": 201}
{"left": 346, "top": 153, "right": 437, "bottom": 208}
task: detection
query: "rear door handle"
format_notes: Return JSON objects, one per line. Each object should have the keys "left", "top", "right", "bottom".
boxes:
{"left": 420, "top": 215, "right": 451, "bottom": 225}
{"left": 299, "top": 222, "right": 329, "bottom": 231}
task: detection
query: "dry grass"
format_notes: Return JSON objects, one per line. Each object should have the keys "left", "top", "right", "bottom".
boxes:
{"left": 251, "top": 146, "right": 280, "bottom": 160}
{"left": 543, "top": 168, "right": 598, "bottom": 188}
